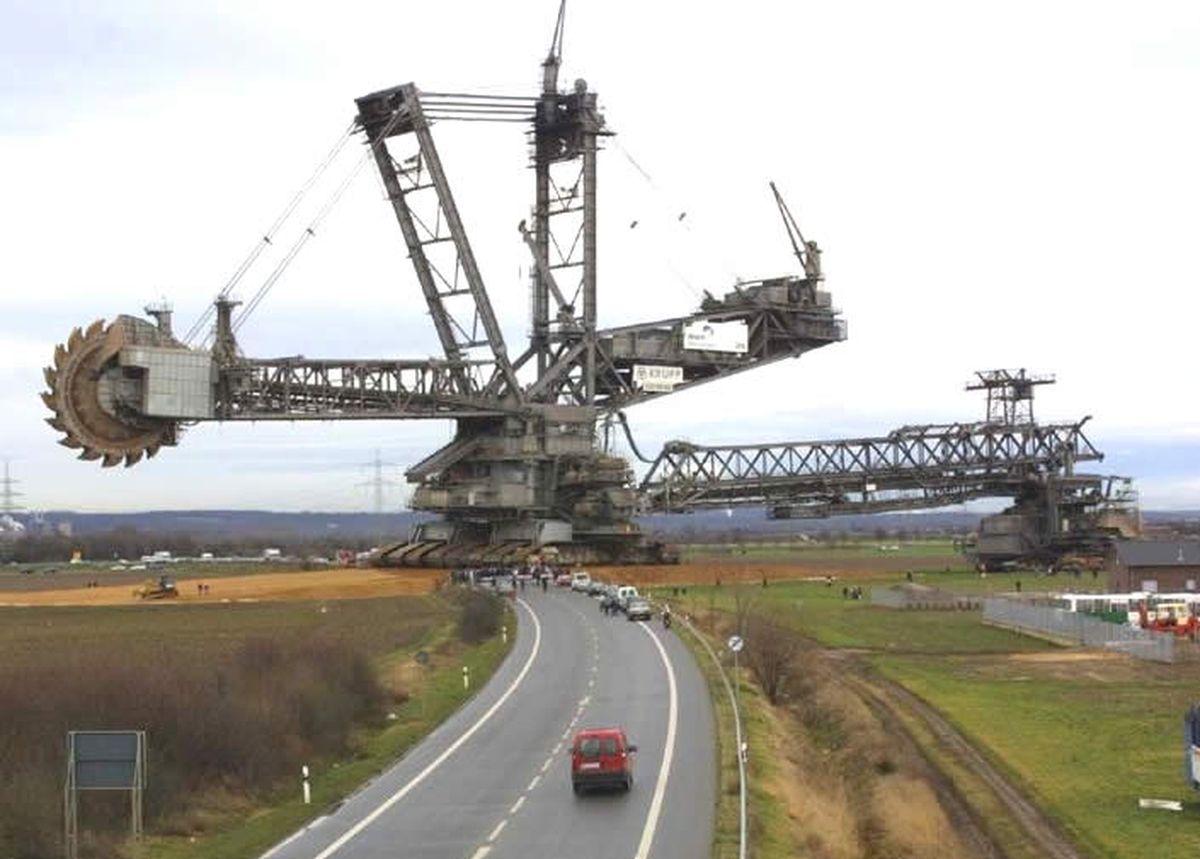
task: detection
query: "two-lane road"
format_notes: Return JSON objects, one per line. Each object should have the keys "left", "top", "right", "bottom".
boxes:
{"left": 262, "top": 587, "right": 715, "bottom": 859}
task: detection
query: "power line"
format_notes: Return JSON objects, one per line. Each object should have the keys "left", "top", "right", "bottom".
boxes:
{"left": 356, "top": 449, "right": 398, "bottom": 515}
{"left": 1, "top": 460, "right": 23, "bottom": 515}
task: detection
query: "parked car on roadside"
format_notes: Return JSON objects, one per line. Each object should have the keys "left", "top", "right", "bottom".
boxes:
{"left": 571, "top": 571, "right": 592, "bottom": 592}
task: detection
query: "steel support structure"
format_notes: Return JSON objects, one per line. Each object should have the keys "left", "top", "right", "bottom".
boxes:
{"left": 216, "top": 358, "right": 512, "bottom": 420}
{"left": 640, "top": 420, "right": 1103, "bottom": 514}
{"left": 355, "top": 84, "right": 522, "bottom": 401}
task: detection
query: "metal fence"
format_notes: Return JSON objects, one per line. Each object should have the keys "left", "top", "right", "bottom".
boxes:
{"left": 983, "top": 598, "right": 1175, "bottom": 663}
{"left": 871, "top": 587, "right": 981, "bottom": 611}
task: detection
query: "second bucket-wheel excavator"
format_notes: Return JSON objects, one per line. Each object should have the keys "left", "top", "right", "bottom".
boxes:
{"left": 42, "top": 4, "right": 1134, "bottom": 568}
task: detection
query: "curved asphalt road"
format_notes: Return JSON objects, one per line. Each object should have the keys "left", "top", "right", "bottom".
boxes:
{"left": 261, "top": 587, "right": 715, "bottom": 859}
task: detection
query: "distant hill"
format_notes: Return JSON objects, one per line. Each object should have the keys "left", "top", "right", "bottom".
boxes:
{"left": 30, "top": 510, "right": 432, "bottom": 538}
{"left": 13, "top": 507, "right": 1196, "bottom": 540}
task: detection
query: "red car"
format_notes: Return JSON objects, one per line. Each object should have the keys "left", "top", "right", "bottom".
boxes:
{"left": 570, "top": 727, "right": 636, "bottom": 794}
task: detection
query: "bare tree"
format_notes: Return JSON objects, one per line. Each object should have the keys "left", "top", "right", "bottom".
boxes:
{"left": 731, "top": 580, "right": 757, "bottom": 637}
{"left": 743, "top": 611, "right": 803, "bottom": 705}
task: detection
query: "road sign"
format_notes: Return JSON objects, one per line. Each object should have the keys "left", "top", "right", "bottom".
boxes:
{"left": 71, "top": 731, "right": 142, "bottom": 790}
{"left": 66, "top": 730, "right": 146, "bottom": 858}
{"left": 727, "top": 635, "right": 744, "bottom": 653}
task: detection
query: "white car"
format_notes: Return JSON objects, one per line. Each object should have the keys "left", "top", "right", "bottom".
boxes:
{"left": 616, "top": 585, "right": 639, "bottom": 610}
{"left": 571, "top": 571, "right": 592, "bottom": 592}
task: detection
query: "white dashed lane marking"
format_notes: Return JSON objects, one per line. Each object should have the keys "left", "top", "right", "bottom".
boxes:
{"left": 527, "top": 774, "right": 541, "bottom": 791}
{"left": 509, "top": 796, "right": 525, "bottom": 814}
{"left": 487, "top": 820, "right": 507, "bottom": 842}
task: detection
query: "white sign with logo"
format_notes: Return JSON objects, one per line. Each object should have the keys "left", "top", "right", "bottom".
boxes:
{"left": 727, "top": 634, "right": 744, "bottom": 653}
{"left": 683, "top": 319, "right": 748, "bottom": 354}
{"left": 633, "top": 364, "right": 684, "bottom": 393}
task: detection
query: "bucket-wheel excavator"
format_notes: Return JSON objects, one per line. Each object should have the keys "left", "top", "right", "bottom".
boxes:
{"left": 42, "top": 4, "right": 845, "bottom": 565}
{"left": 43, "top": 5, "right": 1134, "bottom": 568}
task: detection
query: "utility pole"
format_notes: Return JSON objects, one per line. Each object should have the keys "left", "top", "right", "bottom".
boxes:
{"left": 358, "top": 449, "right": 396, "bottom": 515}
{"left": 1, "top": 460, "right": 22, "bottom": 516}
{"left": 357, "top": 450, "right": 397, "bottom": 546}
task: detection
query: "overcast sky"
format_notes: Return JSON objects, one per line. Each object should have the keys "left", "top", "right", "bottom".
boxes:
{"left": 1, "top": 0, "right": 1197, "bottom": 512}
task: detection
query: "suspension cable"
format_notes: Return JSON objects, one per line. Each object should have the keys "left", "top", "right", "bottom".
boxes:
{"left": 232, "top": 151, "right": 372, "bottom": 333}
{"left": 230, "top": 107, "right": 409, "bottom": 334}
{"left": 183, "top": 122, "right": 357, "bottom": 344}
{"left": 610, "top": 134, "right": 744, "bottom": 293}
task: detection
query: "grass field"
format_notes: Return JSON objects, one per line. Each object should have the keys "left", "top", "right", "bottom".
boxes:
{"left": 665, "top": 577, "right": 1050, "bottom": 654}
{"left": 0, "top": 596, "right": 442, "bottom": 667}
{"left": 678, "top": 569, "right": 1200, "bottom": 859}
{"left": 875, "top": 653, "right": 1200, "bottom": 858}
{"left": 679, "top": 538, "right": 966, "bottom": 562}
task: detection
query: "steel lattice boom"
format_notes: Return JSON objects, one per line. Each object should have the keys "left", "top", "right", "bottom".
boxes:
{"left": 640, "top": 419, "right": 1102, "bottom": 516}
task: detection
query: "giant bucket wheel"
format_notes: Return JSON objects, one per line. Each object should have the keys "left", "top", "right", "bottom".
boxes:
{"left": 42, "top": 320, "right": 178, "bottom": 467}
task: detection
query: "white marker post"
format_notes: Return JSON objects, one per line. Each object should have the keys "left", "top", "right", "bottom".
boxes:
{"left": 502, "top": 625, "right": 508, "bottom": 644}
{"left": 302, "top": 765, "right": 311, "bottom": 805}
{"left": 462, "top": 666, "right": 470, "bottom": 690}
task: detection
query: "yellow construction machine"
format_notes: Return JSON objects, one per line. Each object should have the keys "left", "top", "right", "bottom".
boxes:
{"left": 133, "top": 574, "right": 179, "bottom": 600}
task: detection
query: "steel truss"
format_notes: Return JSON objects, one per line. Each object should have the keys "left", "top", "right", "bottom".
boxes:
{"left": 218, "top": 358, "right": 511, "bottom": 420}
{"left": 639, "top": 419, "right": 1104, "bottom": 515}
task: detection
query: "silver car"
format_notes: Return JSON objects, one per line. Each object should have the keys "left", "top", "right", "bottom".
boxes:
{"left": 625, "top": 598, "right": 653, "bottom": 621}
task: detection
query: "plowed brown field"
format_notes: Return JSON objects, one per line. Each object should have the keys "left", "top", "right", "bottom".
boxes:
{"left": 0, "top": 568, "right": 445, "bottom": 606}
{"left": 0, "top": 552, "right": 949, "bottom": 607}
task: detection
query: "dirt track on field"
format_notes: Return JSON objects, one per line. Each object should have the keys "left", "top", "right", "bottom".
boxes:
{"left": 849, "top": 671, "right": 1087, "bottom": 859}
{"left": 0, "top": 568, "right": 445, "bottom": 606}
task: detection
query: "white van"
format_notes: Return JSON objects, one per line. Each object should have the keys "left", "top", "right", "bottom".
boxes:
{"left": 616, "top": 585, "right": 639, "bottom": 609}
{"left": 571, "top": 571, "right": 592, "bottom": 592}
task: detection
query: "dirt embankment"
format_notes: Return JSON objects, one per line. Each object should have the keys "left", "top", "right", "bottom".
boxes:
{"left": 697, "top": 604, "right": 1087, "bottom": 859}
{"left": 0, "top": 568, "right": 445, "bottom": 606}
{"left": 727, "top": 618, "right": 987, "bottom": 859}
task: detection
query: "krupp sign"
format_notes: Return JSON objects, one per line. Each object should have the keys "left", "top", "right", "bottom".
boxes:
{"left": 633, "top": 364, "right": 684, "bottom": 393}
{"left": 682, "top": 320, "right": 748, "bottom": 354}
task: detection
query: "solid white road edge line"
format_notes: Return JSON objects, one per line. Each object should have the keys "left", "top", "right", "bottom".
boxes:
{"left": 303, "top": 598, "right": 543, "bottom": 859}
{"left": 633, "top": 622, "right": 679, "bottom": 859}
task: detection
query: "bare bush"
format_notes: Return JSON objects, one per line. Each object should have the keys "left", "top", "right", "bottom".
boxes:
{"left": 457, "top": 590, "right": 503, "bottom": 644}
{"left": 0, "top": 635, "right": 385, "bottom": 858}
{"left": 730, "top": 581, "right": 757, "bottom": 637}
{"left": 743, "top": 611, "right": 805, "bottom": 705}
